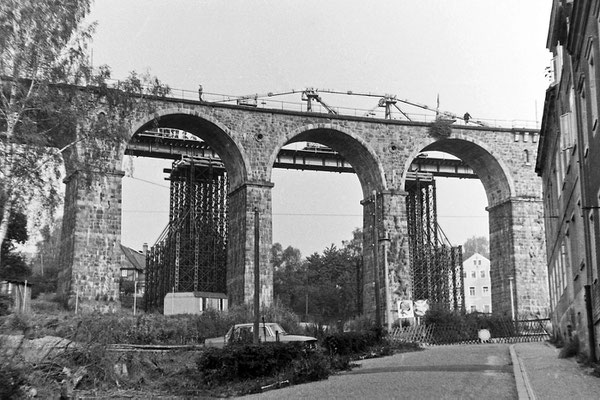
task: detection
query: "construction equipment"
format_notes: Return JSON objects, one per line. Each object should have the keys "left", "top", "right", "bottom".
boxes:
{"left": 301, "top": 88, "right": 338, "bottom": 114}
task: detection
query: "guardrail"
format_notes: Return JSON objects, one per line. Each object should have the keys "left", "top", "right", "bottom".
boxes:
{"left": 103, "top": 78, "right": 540, "bottom": 129}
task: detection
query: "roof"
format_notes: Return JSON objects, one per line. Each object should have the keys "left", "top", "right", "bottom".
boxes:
{"left": 463, "top": 252, "right": 490, "bottom": 264}
{"left": 120, "top": 244, "right": 146, "bottom": 271}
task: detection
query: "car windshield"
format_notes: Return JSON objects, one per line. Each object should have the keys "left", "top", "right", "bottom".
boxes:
{"left": 229, "top": 323, "right": 287, "bottom": 338}
{"left": 266, "top": 323, "right": 286, "bottom": 335}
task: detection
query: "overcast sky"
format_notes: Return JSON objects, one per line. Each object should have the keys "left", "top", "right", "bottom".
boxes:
{"left": 87, "top": 1, "right": 552, "bottom": 256}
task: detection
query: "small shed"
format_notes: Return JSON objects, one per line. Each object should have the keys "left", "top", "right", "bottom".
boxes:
{"left": 164, "top": 291, "right": 228, "bottom": 315}
{"left": 0, "top": 280, "right": 33, "bottom": 313}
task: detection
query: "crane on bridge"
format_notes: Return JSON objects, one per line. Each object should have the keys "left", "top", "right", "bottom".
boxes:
{"left": 301, "top": 88, "right": 338, "bottom": 114}
{"left": 216, "top": 87, "right": 486, "bottom": 126}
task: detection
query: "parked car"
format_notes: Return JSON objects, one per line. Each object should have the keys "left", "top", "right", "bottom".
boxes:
{"left": 204, "top": 322, "right": 318, "bottom": 348}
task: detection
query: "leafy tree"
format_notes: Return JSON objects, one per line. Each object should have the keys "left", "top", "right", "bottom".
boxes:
{"left": 462, "top": 236, "right": 489, "bottom": 260}
{"left": 28, "top": 219, "right": 62, "bottom": 296}
{"left": 0, "top": 205, "right": 30, "bottom": 281}
{"left": 271, "top": 243, "right": 306, "bottom": 316}
{"left": 342, "top": 228, "right": 363, "bottom": 313}
{"left": 304, "top": 244, "right": 361, "bottom": 325}
{"left": 0, "top": 0, "right": 170, "bottom": 266}
{"left": 272, "top": 231, "right": 364, "bottom": 325}
{"left": 0, "top": 0, "right": 93, "bottom": 259}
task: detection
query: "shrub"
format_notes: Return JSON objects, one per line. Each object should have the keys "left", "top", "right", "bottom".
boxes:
{"left": 323, "top": 328, "right": 383, "bottom": 356}
{"left": 344, "top": 315, "right": 376, "bottom": 332}
{"left": 0, "top": 293, "right": 12, "bottom": 316}
{"left": 0, "top": 362, "right": 28, "bottom": 399}
{"left": 559, "top": 336, "right": 580, "bottom": 359}
{"left": 196, "top": 342, "right": 327, "bottom": 387}
{"left": 30, "top": 296, "right": 63, "bottom": 314}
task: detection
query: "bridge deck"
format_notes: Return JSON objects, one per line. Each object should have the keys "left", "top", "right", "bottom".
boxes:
{"left": 126, "top": 131, "right": 477, "bottom": 179}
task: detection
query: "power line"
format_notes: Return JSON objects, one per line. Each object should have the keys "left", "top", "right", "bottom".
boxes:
{"left": 123, "top": 176, "right": 169, "bottom": 189}
{"left": 122, "top": 210, "right": 490, "bottom": 218}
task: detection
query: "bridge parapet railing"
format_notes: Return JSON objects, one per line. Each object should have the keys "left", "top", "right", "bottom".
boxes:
{"left": 101, "top": 77, "right": 539, "bottom": 129}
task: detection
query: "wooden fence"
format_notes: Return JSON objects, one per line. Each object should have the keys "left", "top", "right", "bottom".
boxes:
{"left": 388, "top": 319, "right": 551, "bottom": 345}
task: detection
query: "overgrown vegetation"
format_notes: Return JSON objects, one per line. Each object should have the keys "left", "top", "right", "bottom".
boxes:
{"left": 272, "top": 228, "right": 363, "bottom": 327}
{"left": 558, "top": 336, "right": 580, "bottom": 359}
{"left": 0, "top": 302, "right": 421, "bottom": 397}
{"left": 197, "top": 342, "right": 331, "bottom": 395}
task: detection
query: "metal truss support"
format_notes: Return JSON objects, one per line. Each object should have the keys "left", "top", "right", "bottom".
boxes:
{"left": 405, "top": 178, "right": 465, "bottom": 313}
{"left": 144, "top": 157, "right": 228, "bottom": 312}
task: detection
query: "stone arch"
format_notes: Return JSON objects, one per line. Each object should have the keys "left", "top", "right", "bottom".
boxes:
{"left": 405, "top": 135, "right": 516, "bottom": 208}
{"left": 400, "top": 133, "right": 545, "bottom": 317}
{"left": 267, "top": 123, "right": 387, "bottom": 197}
{"left": 128, "top": 108, "right": 249, "bottom": 189}
{"left": 267, "top": 123, "right": 389, "bottom": 319}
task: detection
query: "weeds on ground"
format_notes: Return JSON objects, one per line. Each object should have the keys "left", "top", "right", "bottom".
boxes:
{"left": 0, "top": 302, "right": 423, "bottom": 397}
{"left": 558, "top": 336, "right": 580, "bottom": 359}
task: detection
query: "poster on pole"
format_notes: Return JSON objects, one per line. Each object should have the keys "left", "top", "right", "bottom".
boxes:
{"left": 397, "top": 300, "right": 414, "bottom": 318}
{"left": 414, "top": 299, "right": 429, "bottom": 317}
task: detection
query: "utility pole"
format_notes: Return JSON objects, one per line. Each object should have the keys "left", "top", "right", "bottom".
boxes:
{"left": 372, "top": 190, "right": 382, "bottom": 328}
{"left": 253, "top": 207, "right": 260, "bottom": 344}
{"left": 508, "top": 276, "right": 515, "bottom": 321}
{"left": 380, "top": 231, "right": 392, "bottom": 331}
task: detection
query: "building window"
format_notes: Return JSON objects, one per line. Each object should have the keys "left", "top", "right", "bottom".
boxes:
{"left": 463, "top": 272, "right": 467, "bottom": 278}
{"left": 589, "top": 53, "right": 598, "bottom": 137}
{"left": 582, "top": 88, "right": 590, "bottom": 149}
{"left": 484, "top": 305, "right": 491, "bottom": 313}
{"left": 469, "top": 287, "right": 476, "bottom": 296}
{"left": 480, "top": 271, "right": 486, "bottom": 278}
{"left": 471, "top": 271, "right": 476, "bottom": 278}
{"left": 121, "top": 270, "right": 128, "bottom": 278}
{"left": 483, "top": 286, "right": 489, "bottom": 294}
{"left": 470, "top": 305, "right": 477, "bottom": 312}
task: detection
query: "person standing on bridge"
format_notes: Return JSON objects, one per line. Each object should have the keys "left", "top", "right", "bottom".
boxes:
{"left": 463, "top": 112, "right": 471, "bottom": 124}
{"left": 198, "top": 84, "right": 204, "bottom": 101}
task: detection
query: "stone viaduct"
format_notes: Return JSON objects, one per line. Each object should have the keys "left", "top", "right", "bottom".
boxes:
{"left": 58, "top": 95, "right": 549, "bottom": 319}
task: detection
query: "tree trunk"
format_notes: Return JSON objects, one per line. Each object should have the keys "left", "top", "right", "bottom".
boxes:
{"left": 0, "top": 196, "right": 13, "bottom": 265}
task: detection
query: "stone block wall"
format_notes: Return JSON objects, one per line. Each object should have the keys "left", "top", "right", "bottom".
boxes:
{"left": 58, "top": 169, "right": 124, "bottom": 312}
{"left": 227, "top": 182, "right": 273, "bottom": 307}
{"left": 59, "top": 98, "right": 548, "bottom": 316}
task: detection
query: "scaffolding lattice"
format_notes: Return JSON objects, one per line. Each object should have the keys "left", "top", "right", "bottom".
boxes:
{"left": 405, "top": 177, "right": 465, "bottom": 312}
{"left": 144, "top": 158, "right": 228, "bottom": 312}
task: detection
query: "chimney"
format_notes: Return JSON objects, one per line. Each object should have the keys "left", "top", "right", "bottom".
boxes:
{"left": 143, "top": 243, "right": 148, "bottom": 256}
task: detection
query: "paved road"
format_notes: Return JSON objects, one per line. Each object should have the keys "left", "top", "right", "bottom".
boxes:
{"left": 239, "top": 344, "right": 516, "bottom": 399}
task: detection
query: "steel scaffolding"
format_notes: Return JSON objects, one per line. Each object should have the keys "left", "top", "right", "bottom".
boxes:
{"left": 144, "top": 157, "right": 228, "bottom": 312}
{"left": 405, "top": 177, "right": 465, "bottom": 312}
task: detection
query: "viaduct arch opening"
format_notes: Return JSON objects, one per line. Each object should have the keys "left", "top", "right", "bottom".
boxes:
{"left": 120, "top": 112, "right": 251, "bottom": 312}
{"left": 269, "top": 126, "right": 387, "bottom": 321}
{"left": 405, "top": 137, "right": 524, "bottom": 317}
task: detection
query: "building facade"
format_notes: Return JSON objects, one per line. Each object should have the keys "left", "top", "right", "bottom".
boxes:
{"left": 463, "top": 253, "right": 492, "bottom": 314}
{"left": 537, "top": 0, "right": 600, "bottom": 361}
{"left": 119, "top": 244, "right": 147, "bottom": 309}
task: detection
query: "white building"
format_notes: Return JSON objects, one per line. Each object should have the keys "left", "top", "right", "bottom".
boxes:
{"left": 463, "top": 253, "right": 492, "bottom": 313}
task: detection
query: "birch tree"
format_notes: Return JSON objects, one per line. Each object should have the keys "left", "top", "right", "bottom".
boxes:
{"left": 0, "top": 0, "right": 95, "bottom": 255}
{"left": 0, "top": 1, "right": 169, "bottom": 261}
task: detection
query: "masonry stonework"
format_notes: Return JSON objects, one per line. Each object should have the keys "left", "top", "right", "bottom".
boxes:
{"left": 58, "top": 169, "right": 124, "bottom": 312}
{"left": 59, "top": 98, "right": 548, "bottom": 318}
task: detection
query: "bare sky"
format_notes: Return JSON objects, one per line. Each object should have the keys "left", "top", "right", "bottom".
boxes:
{"left": 88, "top": 1, "right": 552, "bottom": 256}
